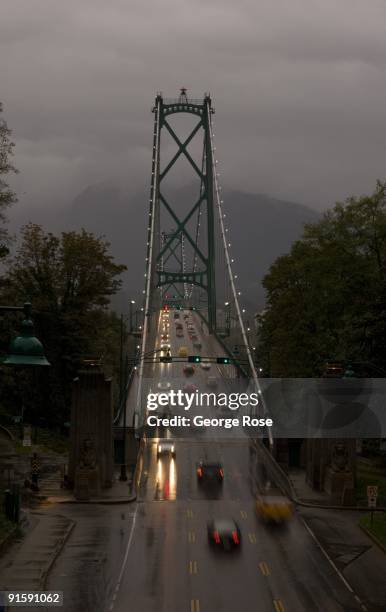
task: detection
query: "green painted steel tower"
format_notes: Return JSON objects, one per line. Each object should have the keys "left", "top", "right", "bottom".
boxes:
{"left": 149, "top": 89, "right": 217, "bottom": 332}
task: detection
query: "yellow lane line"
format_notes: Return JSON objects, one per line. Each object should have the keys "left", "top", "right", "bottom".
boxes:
{"left": 259, "top": 561, "right": 270, "bottom": 576}
{"left": 240, "top": 510, "right": 247, "bottom": 519}
{"left": 273, "top": 600, "right": 285, "bottom": 612}
{"left": 191, "top": 599, "right": 200, "bottom": 612}
{"left": 248, "top": 532, "right": 257, "bottom": 544}
{"left": 186, "top": 509, "right": 194, "bottom": 519}
{"left": 189, "top": 560, "right": 198, "bottom": 574}
{"left": 188, "top": 531, "right": 196, "bottom": 543}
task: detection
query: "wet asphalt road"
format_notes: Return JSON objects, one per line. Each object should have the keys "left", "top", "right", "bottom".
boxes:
{"left": 110, "top": 312, "right": 363, "bottom": 612}
{"left": 48, "top": 311, "right": 365, "bottom": 612}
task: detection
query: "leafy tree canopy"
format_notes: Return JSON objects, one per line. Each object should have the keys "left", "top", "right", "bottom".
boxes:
{"left": 258, "top": 180, "right": 386, "bottom": 377}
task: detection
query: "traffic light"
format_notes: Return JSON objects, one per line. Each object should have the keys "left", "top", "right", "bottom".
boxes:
{"left": 188, "top": 355, "right": 201, "bottom": 363}
{"left": 217, "top": 357, "right": 233, "bottom": 364}
{"left": 160, "top": 355, "right": 172, "bottom": 363}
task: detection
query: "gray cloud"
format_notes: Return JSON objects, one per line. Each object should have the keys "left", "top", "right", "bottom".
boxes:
{"left": 2, "top": 0, "right": 386, "bottom": 213}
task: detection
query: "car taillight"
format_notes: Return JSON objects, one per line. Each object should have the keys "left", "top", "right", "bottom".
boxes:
{"left": 197, "top": 468, "right": 202, "bottom": 477}
{"left": 214, "top": 530, "right": 220, "bottom": 544}
{"left": 219, "top": 469, "right": 224, "bottom": 478}
{"left": 232, "top": 531, "right": 239, "bottom": 544}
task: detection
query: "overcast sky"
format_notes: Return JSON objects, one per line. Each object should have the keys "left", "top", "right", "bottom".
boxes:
{"left": 2, "top": 0, "right": 386, "bottom": 215}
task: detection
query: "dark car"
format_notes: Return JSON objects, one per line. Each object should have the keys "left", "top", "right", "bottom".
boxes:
{"left": 207, "top": 519, "right": 241, "bottom": 551}
{"left": 197, "top": 461, "right": 224, "bottom": 483}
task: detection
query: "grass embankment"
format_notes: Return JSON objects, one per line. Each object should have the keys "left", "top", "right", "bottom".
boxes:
{"left": 356, "top": 457, "right": 386, "bottom": 507}
{"left": 13, "top": 427, "right": 69, "bottom": 455}
{"left": 359, "top": 512, "right": 386, "bottom": 548}
{"left": 357, "top": 456, "right": 386, "bottom": 548}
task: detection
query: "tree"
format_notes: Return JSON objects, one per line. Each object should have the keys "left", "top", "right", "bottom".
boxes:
{"left": 258, "top": 180, "right": 386, "bottom": 377}
{"left": 1, "top": 224, "right": 127, "bottom": 424}
{"left": 0, "top": 102, "right": 17, "bottom": 251}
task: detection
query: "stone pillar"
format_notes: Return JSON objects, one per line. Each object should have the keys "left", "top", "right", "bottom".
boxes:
{"left": 69, "top": 368, "right": 114, "bottom": 497}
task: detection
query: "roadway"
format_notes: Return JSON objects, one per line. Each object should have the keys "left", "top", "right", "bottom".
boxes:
{"left": 112, "top": 309, "right": 363, "bottom": 612}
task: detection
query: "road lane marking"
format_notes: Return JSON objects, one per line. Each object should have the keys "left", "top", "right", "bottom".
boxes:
{"left": 186, "top": 509, "right": 194, "bottom": 518}
{"left": 189, "top": 560, "right": 198, "bottom": 574}
{"left": 191, "top": 599, "right": 200, "bottom": 612}
{"left": 110, "top": 505, "right": 138, "bottom": 610}
{"left": 248, "top": 532, "right": 257, "bottom": 544}
{"left": 259, "top": 561, "right": 270, "bottom": 576}
{"left": 188, "top": 531, "right": 196, "bottom": 543}
{"left": 240, "top": 510, "right": 247, "bottom": 519}
{"left": 273, "top": 600, "right": 285, "bottom": 612}
{"left": 300, "top": 517, "right": 368, "bottom": 612}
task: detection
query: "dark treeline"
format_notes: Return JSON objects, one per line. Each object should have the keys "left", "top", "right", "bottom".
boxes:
{"left": 0, "top": 103, "right": 127, "bottom": 428}
{"left": 258, "top": 180, "right": 386, "bottom": 377}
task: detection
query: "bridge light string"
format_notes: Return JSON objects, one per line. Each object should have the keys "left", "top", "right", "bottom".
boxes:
{"left": 208, "top": 106, "right": 272, "bottom": 446}
{"left": 135, "top": 95, "right": 162, "bottom": 431}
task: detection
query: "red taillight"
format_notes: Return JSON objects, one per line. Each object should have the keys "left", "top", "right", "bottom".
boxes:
{"left": 197, "top": 468, "right": 202, "bottom": 478}
{"left": 232, "top": 531, "right": 239, "bottom": 545}
{"left": 214, "top": 530, "right": 220, "bottom": 544}
{"left": 219, "top": 469, "right": 224, "bottom": 478}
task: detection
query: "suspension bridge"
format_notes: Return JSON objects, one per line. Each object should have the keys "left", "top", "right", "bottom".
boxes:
{"left": 117, "top": 89, "right": 267, "bottom": 437}
{"left": 108, "top": 91, "right": 365, "bottom": 612}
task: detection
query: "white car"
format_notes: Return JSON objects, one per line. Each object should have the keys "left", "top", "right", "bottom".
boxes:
{"left": 157, "top": 441, "right": 176, "bottom": 457}
{"left": 200, "top": 362, "right": 211, "bottom": 371}
{"left": 157, "top": 381, "right": 171, "bottom": 390}
{"left": 160, "top": 343, "right": 171, "bottom": 354}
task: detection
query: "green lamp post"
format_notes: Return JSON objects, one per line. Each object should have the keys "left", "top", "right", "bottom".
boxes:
{"left": 1, "top": 302, "right": 50, "bottom": 367}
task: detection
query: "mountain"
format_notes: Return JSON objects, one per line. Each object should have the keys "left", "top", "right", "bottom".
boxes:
{"left": 8, "top": 181, "right": 320, "bottom": 312}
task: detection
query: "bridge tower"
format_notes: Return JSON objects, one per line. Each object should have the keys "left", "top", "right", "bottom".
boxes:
{"left": 148, "top": 89, "right": 217, "bottom": 332}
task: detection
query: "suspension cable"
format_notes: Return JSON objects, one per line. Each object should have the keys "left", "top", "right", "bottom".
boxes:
{"left": 134, "top": 96, "right": 161, "bottom": 430}
{"left": 207, "top": 103, "right": 273, "bottom": 448}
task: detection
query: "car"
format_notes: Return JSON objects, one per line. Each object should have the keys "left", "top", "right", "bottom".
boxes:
{"left": 255, "top": 492, "right": 294, "bottom": 524}
{"left": 157, "top": 440, "right": 176, "bottom": 457}
{"left": 161, "top": 334, "right": 169, "bottom": 341}
{"left": 183, "top": 383, "right": 197, "bottom": 393}
{"left": 207, "top": 519, "right": 241, "bottom": 551}
{"left": 176, "top": 330, "right": 184, "bottom": 338}
{"left": 175, "top": 323, "right": 183, "bottom": 330}
{"left": 157, "top": 381, "right": 171, "bottom": 391}
{"left": 197, "top": 461, "right": 224, "bottom": 483}
{"left": 183, "top": 365, "right": 195, "bottom": 376}
{"left": 207, "top": 376, "right": 218, "bottom": 388}
{"left": 200, "top": 362, "right": 211, "bottom": 371}
{"left": 178, "top": 346, "right": 188, "bottom": 358}
{"left": 173, "top": 313, "right": 180, "bottom": 319}
{"left": 190, "top": 335, "right": 198, "bottom": 342}
{"left": 161, "top": 343, "right": 171, "bottom": 354}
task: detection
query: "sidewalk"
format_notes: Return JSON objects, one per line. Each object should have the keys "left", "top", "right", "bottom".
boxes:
{"left": 38, "top": 471, "right": 136, "bottom": 505}
{"left": 289, "top": 468, "right": 386, "bottom": 611}
{"left": 289, "top": 467, "right": 332, "bottom": 504}
{"left": 0, "top": 511, "right": 74, "bottom": 591}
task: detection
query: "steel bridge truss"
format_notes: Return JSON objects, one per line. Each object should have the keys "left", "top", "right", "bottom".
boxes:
{"left": 151, "top": 91, "right": 217, "bottom": 331}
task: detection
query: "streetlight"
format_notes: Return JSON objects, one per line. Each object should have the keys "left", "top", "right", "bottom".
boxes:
{"left": 1, "top": 303, "right": 50, "bottom": 366}
{"left": 0, "top": 302, "right": 49, "bottom": 523}
{"left": 129, "top": 300, "right": 135, "bottom": 333}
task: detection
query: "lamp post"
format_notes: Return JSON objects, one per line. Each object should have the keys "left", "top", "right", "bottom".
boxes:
{"left": 118, "top": 302, "right": 136, "bottom": 482}
{"left": 1, "top": 303, "right": 50, "bottom": 366}
{"left": 0, "top": 302, "right": 49, "bottom": 523}
{"left": 129, "top": 300, "right": 135, "bottom": 333}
